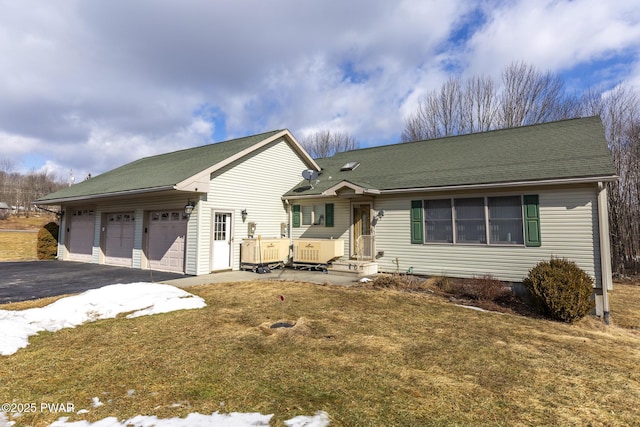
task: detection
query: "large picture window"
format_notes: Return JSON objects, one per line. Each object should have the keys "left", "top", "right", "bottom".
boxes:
{"left": 420, "top": 195, "right": 528, "bottom": 245}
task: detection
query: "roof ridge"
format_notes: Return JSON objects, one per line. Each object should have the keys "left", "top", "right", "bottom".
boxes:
{"left": 131, "top": 129, "right": 285, "bottom": 163}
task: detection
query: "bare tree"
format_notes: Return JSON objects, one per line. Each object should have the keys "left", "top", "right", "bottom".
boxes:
{"left": 301, "top": 130, "right": 359, "bottom": 159}
{"left": 499, "top": 61, "right": 570, "bottom": 127}
{"left": 463, "top": 74, "right": 499, "bottom": 134}
{"left": 581, "top": 85, "right": 640, "bottom": 274}
{"left": 0, "top": 164, "right": 64, "bottom": 218}
{"left": 402, "top": 61, "right": 578, "bottom": 142}
{"left": 402, "top": 76, "right": 466, "bottom": 141}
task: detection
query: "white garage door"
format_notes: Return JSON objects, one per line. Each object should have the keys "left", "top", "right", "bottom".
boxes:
{"left": 67, "top": 209, "right": 95, "bottom": 261}
{"left": 105, "top": 212, "right": 135, "bottom": 267}
{"left": 147, "top": 210, "right": 187, "bottom": 272}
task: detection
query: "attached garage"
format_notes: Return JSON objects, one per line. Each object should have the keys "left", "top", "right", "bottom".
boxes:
{"left": 147, "top": 210, "right": 187, "bottom": 273}
{"left": 67, "top": 208, "right": 95, "bottom": 261}
{"left": 36, "top": 129, "right": 322, "bottom": 277}
{"left": 104, "top": 212, "right": 135, "bottom": 267}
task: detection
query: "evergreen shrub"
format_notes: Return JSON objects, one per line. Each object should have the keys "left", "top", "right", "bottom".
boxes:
{"left": 37, "top": 221, "right": 59, "bottom": 260}
{"left": 522, "top": 257, "right": 595, "bottom": 322}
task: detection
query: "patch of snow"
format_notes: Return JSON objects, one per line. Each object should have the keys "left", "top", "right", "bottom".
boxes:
{"left": 285, "top": 410, "right": 331, "bottom": 427}
{"left": 1, "top": 411, "right": 331, "bottom": 427}
{"left": 0, "top": 283, "right": 206, "bottom": 356}
{"left": 359, "top": 277, "right": 371, "bottom": 283}
{"left": 0, "top": 412, "right": 15, "bottom": 427}
{"left": 456, "top": 304, "right": 505, "bottom": 314}
{"left": 48, "top": 412, "right": 272, "bottom": 426}
{"left": 91, "top": 397, "right": 103, "bottom": 408}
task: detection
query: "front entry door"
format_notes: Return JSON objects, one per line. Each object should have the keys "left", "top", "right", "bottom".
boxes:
{"left": 352, "top": 204, "right": 371, "bottom": 258}
{"left": 212, "top": 212, "right": 232, "bottom": 271}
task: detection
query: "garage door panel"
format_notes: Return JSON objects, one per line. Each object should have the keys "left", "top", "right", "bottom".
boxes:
{"left": 105, "top": 213, "right": 134, "bottom": 267}
{"left": 148, "top": 211, "right": 187, "bottom": 273}
{"left": 67, "top": 209, "right": 95, "bottom": 261}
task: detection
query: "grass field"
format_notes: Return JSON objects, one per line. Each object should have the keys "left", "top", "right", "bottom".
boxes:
{"left": 0, "top": 215, "right": 56, "bottom": 261}
{"left": 1, "top": 280, "right": 639, "bottom": 426}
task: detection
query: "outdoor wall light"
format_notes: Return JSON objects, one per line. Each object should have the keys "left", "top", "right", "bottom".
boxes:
{"left": 241, "top": 209, "right": 248, "bottom": 221}
{"left": 184, "top": 200, "right": 196, "bottom": 216}
{"left": 376, "top": 209, "right": 385, "bottom": 219}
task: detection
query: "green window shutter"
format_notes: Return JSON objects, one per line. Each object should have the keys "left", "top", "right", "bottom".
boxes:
{"left": 325, "top": 203, "right": 334, "bottom": 227}
{"left": 292, "top": 205, "right": 301, "bottom": 228}
{"left": 523, "top": 195, "right": 541, "bottom": 247}
{"left": 411, "top": 200, "right": 424, "bottom": 244}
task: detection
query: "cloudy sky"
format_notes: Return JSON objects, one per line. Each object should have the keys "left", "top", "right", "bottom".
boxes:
{"left": 1, "top": 0, "right": 639, "bottom": 180}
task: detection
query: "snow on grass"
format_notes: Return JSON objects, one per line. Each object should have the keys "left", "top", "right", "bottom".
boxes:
{"left": 47, "top": 412, "right": 273, "bottom": 426}
{"left": 0, "top": 283, "right": 331, "bottom": 426}
{"left": 43, "top": 411, "right": 330, "bottom": 426}
{"left": 0, "top": 283, "right": 206, "bottom": 356}
{"left": 0, "top": 411, "right": 331, "bottom": 426}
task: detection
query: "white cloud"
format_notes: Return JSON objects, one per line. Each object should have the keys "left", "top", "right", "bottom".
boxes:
{"left": 0, "top": 0, "right": 638, "bottom": 176}
{"left": 466, "top": 0, "right": 640, "bottom": 79}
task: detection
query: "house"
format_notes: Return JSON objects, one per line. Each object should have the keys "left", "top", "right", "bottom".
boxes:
{"left": 0, "top": 202, "right": 10, "bottom": 220}
{"left": 36, "top": 116, "right": 617, "bottom": 318}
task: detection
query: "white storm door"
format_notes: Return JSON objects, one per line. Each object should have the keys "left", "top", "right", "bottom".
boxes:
{"left": 212, "top": 212, "right": 232, "bottom": 271}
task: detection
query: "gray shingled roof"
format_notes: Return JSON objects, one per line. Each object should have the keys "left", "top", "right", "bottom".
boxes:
{"left": 285, "top": 116, "right": 616, "bottom": 197}
{"left": 37, "top": 130, "right": 283, "bottom": 203}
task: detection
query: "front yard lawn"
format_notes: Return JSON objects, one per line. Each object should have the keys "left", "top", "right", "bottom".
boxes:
{"left": 1, "top": 280, "right": 639, "bottom": 426}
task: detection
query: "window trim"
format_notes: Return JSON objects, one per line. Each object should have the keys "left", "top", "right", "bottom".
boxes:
{"left": 292, "top": 203, "right": 335, "bottom": 228}
{"left": 416, "top": 194, "right": 534, "bottom": 246}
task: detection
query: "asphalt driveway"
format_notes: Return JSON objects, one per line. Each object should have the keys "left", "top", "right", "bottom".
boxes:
{"left": 0, "top": 261, "right": 185, "bottom": 304}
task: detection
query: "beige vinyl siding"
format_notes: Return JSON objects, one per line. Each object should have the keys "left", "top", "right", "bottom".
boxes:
{"left": 373, "top": 185, "right": 602, "bottom": 287}
{"left": 57, "top": 214, "right": 67, "bottom": 260}
{"left": 200, "top": 138, "right": 310, "bottom": 273}
{"left": 290, "top": 198, "right": 351, "bottom": 256}
{"left": 91, "top": 209, "right": 102, "bottom": 264}
{"left": 132, "top": 208, "right": 145, "bottom": 268}
{"left": 185, "top": 202, "right": 200, "bottom": 275}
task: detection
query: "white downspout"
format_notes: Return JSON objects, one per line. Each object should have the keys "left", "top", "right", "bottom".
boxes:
{"left": 597, "top": 182, "right": 612, "bottom": 324}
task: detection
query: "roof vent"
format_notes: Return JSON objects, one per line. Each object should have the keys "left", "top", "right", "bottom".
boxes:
{"left": 340, "top": 161, "right": 360, "bottom": 171}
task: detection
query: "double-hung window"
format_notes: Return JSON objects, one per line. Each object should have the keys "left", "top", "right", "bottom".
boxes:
{"left": 454, "top": 198, "right": 486, "bottom": 243}
{"left": 425, "top": 199, "right": 453, "bottom": 243}
{"left": 301, "top": 206, "right": 313, "bottom": 226}
{"left": 292, "top": 203, "right": 335, "bottom": 228}
{"left": 488, "top": 196, "right": 524, "bottom": 244}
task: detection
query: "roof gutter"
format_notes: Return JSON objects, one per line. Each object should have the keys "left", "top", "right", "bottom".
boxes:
{"left": 379, "top": 175, "right": 619, "bottom": 195}
{"left": 282, "top": 175, "right": 618, "bottom": 200}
